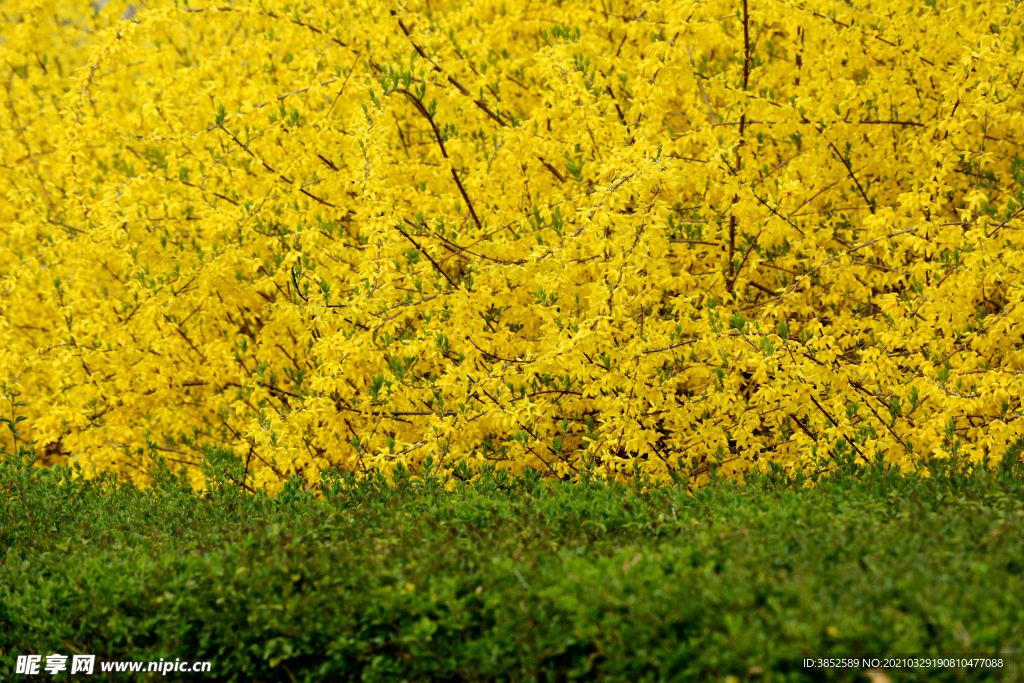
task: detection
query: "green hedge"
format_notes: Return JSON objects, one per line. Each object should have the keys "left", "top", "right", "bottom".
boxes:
{"left": 1, "top": 446, "right": 1022, "bottom": 682}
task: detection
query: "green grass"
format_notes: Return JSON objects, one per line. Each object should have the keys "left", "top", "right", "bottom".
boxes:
{"left": 1, "top": 445, "right": 1022, "bottom": 682}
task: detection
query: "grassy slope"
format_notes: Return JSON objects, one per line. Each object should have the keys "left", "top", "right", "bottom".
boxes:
{"left": 1, "top": 448, "right": 1022, "bottom": 682}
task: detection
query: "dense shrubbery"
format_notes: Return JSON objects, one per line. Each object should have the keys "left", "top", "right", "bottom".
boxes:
{"left": 1, "top": 0, "right": 1023, "bottom": 494}
{"left": 3, "top": 6, "right": 1022, "bottom": 678}
{"left": 2, "top": 442, "right": 1023, "bottom": 681}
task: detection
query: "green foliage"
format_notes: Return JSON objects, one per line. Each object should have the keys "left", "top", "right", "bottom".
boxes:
{"left": 1, "top": 442, "right": 1022, "bottom": 681}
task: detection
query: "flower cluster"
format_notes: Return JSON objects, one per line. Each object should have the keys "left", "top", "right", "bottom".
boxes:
{"left": 1, "top": 0, "right": 1022, "bottom": 493}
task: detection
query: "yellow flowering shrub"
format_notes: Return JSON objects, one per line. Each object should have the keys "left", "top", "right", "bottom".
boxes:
{"left": 1, "top": 0, "right": 1022, "bottom": 494}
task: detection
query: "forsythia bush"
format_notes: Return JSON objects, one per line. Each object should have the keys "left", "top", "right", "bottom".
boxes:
{"left": 1, "top": 0, "right": 1022, "bottom": 494}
